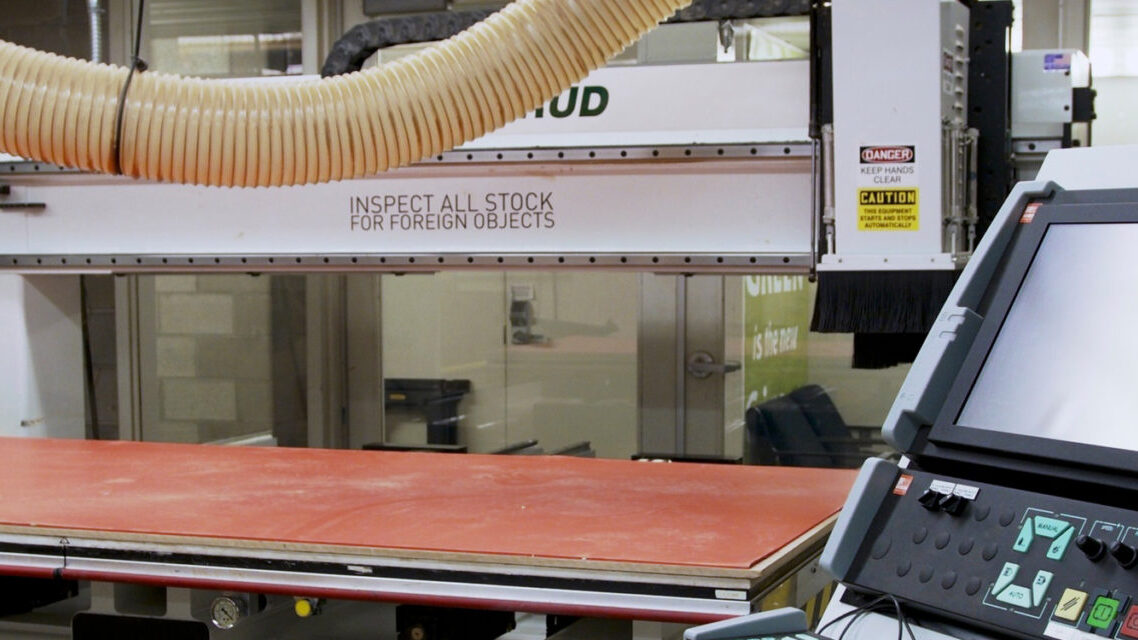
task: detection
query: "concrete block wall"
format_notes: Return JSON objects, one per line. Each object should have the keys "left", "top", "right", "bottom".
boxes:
{"left": 148, "top": 275, "right": 273, "bottom": 443}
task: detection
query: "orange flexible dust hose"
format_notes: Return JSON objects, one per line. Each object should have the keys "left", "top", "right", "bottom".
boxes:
{"left": 0, "top": 0, "right": 690, "bottom": 187}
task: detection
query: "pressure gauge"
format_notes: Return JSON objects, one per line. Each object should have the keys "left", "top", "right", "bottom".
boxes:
{"left": 210, "top": 595, "right": 247, "bottom": 629}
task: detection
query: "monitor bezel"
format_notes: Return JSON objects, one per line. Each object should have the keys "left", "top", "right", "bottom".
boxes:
{"left": 927, "top": 200, "right": 1138, "bottom": 478}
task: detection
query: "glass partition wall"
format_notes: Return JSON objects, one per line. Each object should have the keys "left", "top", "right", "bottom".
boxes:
{"left": 381, "top": 272, "right": 640, "bottom": 458}
{"left": 104, "top": 271, "right": 904, "bottom": 469}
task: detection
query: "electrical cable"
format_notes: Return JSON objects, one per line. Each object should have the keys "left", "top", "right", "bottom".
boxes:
{"left": 889, "top": 593, "right": 905, "bottom": 640}
{"left": 110, "top": 0, "right": 146, "bottom": 175}
{"left": 891, "top": 594, "right": 918, "bottom": 640}
{"left": 0, "top": 0, "right": 691, "bottom": 188}
{"left": 78, "top": 276, "right": 100, "bottom": 440}
{"left": 815, "top": 593, "right": 891, "bottom": 638}
{"left": 816, "top": 590, "right": 925, "bottom": 640}
{"left": 837, "top": 608, "right": 872, "bottom": 640}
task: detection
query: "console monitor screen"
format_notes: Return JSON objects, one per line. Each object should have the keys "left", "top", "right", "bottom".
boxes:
{"left": 956, "top": 223, "right": 1138, "bottom": 452}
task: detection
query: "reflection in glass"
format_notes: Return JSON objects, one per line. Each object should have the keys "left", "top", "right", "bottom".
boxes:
{"left": 141, "top": 274, "right": 305, "bottom": 444}
{"left": 145, "top": 0, "right": 302, "bottom": 77}
{"left": 381, "top": 272, "right": 639, "bottom": 458}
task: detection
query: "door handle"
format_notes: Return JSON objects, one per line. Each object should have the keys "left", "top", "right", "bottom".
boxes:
{"left": 686, "top": 351, "right": 741, "bottom": 379}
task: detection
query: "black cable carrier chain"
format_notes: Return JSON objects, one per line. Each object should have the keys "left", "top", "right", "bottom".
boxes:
{"left": 321, "top": 0, "right": 811, "bottom": 77}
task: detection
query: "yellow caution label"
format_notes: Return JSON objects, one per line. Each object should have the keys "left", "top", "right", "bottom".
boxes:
{"left": 857, "top": 188, "right": 919, "bottom": 231}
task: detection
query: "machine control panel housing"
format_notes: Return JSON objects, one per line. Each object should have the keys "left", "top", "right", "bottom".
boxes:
{"left": 847, "top": 468, "right": 1138, "bottom": 640}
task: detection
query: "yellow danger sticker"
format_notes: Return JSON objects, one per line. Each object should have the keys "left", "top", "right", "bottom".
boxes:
{"left": 857, "top": 188, "right": 919, "bottom": 231}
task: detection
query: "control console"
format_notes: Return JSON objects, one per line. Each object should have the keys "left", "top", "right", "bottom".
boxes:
{"left": 847, "top": 467, "right": 1138, "bottom": 640}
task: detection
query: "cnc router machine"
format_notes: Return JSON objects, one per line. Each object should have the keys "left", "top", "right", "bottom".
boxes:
{"left": 0, "top": 1, "right": 1100, "bottom": 638}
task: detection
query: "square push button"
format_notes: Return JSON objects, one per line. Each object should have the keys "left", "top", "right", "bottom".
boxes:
{"left": 1054, "top": 588, "right": 1087, "bottom": 622}
{"left": 1087, "top": 596, "right": 1121, "bottom": 630}
{"left": 1121, "top": 605, "right": 1138, "bottom": 639}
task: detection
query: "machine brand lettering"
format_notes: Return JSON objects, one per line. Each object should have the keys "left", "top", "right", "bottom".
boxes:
{"left": 860, "top": 146, "right": 916, "bottom": 164}
{"left": 534, "top": 85, "right": 609, "bottom": 119}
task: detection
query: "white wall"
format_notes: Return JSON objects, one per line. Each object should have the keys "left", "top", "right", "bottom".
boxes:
{"left": 1087, "top": 76, "right": 1138, "bottom": 146}
{"left": 0, "top": 275, "right": 85, "bottom": 438}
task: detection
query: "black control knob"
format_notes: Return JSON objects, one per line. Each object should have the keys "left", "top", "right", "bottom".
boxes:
{"left": 1110, "top": 541, "right": 1138, "bottom": 569}
{"left": 937, "top": 494, "right": 968, "bottom": 517}
{"left": 918, "top": 489, "right": 943, "bottom": 511}
{"left": 1076, "top": 535, "right": 1107, "bottom": 561}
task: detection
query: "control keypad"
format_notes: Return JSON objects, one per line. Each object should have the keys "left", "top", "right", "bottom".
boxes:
{"left": 846, "top": 469, "right": 1138, "bottom": 640}
{"left": 989, "top": 562, "right": 1052, "bottom": 610}
{"left": 1012, "top": 514, "right": 1076, "bottom": 559}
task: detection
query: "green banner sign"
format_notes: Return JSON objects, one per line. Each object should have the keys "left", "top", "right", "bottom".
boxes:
{"left": 743, "top": 276, "right": 811, "bottom": 409}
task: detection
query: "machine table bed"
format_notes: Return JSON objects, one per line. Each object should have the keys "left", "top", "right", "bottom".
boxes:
{"left": 0, "top": 438, "right": 855, "bottom": 623}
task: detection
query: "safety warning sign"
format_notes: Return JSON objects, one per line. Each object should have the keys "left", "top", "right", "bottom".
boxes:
{"left": 857, "top": 188, "right": 919, "bottom": 231}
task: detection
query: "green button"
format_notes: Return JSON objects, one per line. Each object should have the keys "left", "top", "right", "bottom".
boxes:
{"left": 1046, "top": 527, "right": 1076, "bottom": 560}
{"left": 1031, "top": 570, "right": 1053, "bottom": 606}
{"left": 1013, "top": 518, "right": 1034, "bottom": 552}
{"left": 996, "top": 585, "right": 1034, "bottom": 608}
{"left": 1034, "top": 516, "right": 1070, "bottom": 539}
{"left": 1087, "top": 596, "right": 1121, "bottom": 630}
{"left": 994, "top": 562, "right": 1020, "bottom": 594}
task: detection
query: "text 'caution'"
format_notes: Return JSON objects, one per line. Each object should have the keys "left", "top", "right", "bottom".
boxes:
{"left": 857, "top": 188, "right": 919, "bottom": 231}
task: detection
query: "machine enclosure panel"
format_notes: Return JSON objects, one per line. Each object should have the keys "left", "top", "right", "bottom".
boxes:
{"left": 461, "top": 61, "right": 810, "bottom": 149}
{"left": 0, "top": 61, "right": 814, "bottom": 263}
{"left": 0, "top": 162, "right": 811, "bottom": 258}
{"left": 1011, "top": 50, "right": 1091, "bottom": 139}
{"left": 831, "top": 0, "right": 968, "bottom": 259}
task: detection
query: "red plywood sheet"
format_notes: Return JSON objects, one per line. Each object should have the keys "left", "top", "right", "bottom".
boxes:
{"left": 0, "top": 438, "right": 856, "bottom": 570}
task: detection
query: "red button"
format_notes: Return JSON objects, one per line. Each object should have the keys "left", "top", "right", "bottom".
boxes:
{"left": 1120, "top": 604, "right": 1138, "bottom": 639}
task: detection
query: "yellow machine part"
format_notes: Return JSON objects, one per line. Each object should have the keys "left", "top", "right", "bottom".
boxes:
{"left": 0, "top": 0, "right": 690, "bottom": 188}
